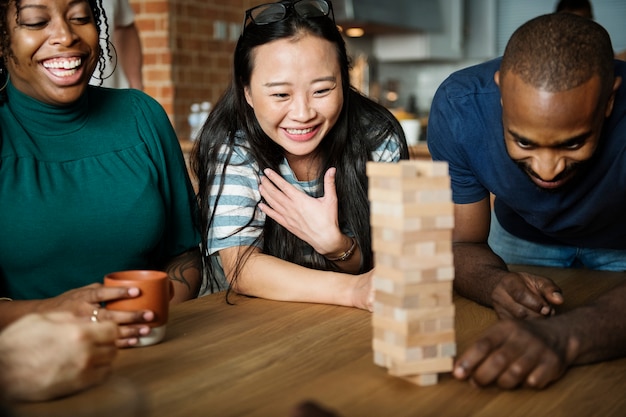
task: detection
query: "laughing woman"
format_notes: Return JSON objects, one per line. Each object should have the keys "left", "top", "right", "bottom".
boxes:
{"left": 0, "top": 0, "right": 201, "bottom": 346}
{"left": 192, "top": 0, "right": 409, "bottom": 310}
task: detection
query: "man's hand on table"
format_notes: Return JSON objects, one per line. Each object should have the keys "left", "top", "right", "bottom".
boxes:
{"left": 491, "top": 271, "right": 563, "bottom": 319}
{"left": 453, "top": 317, "right": 574, "bottom": 389}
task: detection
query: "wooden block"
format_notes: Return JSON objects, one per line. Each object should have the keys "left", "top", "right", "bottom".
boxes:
{"left": 374, "top": 289, "right": 453, "bottom": 310}
{"left": 372, "top": 264, "right": 440, "bottom": 283}
{"left": 372, "top": 240, "right": 452, "bottom": 260}
{"left": 373, "top": 304, "right": 455, "bottom": 323}
{"left": 373, "top": 277, "right": 453, "bottom": 297}
{"left": 371, "top": 239, "right": 453, "bottom": 260}
{"left": 388, "top": 356, "right": 453, "bottom": 377}
{"left": 411, "top": 160, "right": 449, "bottom": 177}
{"left": 373, "top": 350, "right": 392, "bottom": 368}
{"left": 374, "top": 264, "right": 454, "bottom": 284}
{"left": 423, "top": 345, "right": 439, "bottom": 358}
{"left": 373, "top": 327, "right": 455, "bottom": 348}
{"left": 373, "top": 338, "right": 425, "bottom": 361}
{"left": 372, "top": 309, "right": 454, "bottom": 336}
{"left": 366, "top": 160, "right": 449, "bottom": 178}
{"left": 439, "top": 316, "right": 454, "bottom": 331}
{"left": 373, "top": 228, "right": 452, "bottom": 245}
{"left": 440, "top": 342, "right": 457, "bottom": 357}
{"left": 366, "top": 161, "right": 420, "bottom": 178}
{"left": 372, "top": 310, "right": 455, "bottom": 335}
{"left": 402, "top": 373, "right": 439, "bottom": 386}
{"left": 369, "top": 176, "right": 451, "bottom": 192}
{"left": 370, "top": 237, "right": 453, "bottom": 259}
{"left": 370, "top": 200, "right": 453, "bottom": 217}
{"left": 371, "top": 213, "right": 454, "bottom": 231}
{"left": 374, "top": 250, "right": 454, "bottom": 272}
{"left": 369, "top": 189, "right": 452, "bottom": 206}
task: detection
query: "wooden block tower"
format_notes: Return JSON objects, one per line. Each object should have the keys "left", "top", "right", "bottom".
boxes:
{"left": 367, "top": 160, "right": 455, "bottom": 386}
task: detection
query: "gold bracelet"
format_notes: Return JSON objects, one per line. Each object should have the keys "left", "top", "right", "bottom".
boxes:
{"left": 325, "top": 237, "right": 357, "bottom": 262}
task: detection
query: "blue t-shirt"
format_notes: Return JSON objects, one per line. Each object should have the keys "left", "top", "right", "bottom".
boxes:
{"left": 428, "top": 58, "right": 626, "bottom": 249}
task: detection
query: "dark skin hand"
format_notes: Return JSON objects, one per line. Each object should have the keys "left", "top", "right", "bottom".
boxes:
{"left": 454, "top": 242, "right": 564, "bottom": 320}
{"left": 491, "top": 270, "right": 564, "bottom": 319}
{"left": 452, "top": 200, "right": 564, "bottom": 319}
{"left": 451, "top": 201, "right": 626, "bottom": 389}
{"left": 454, "top": 281, "right": 626, "bottom": 389}
{"left": 0, "top": 248, "right": 201, "bottom": 348}
{"left": 453, "top": 319, "right": 570, "bottom": 389}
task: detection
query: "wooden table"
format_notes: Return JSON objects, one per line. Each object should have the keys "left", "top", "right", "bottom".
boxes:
{"left": 14, "top": 266, "right": 626, "bottom": 417}
{"left": 409, "top": 142, "right": 431, "bottom": 160}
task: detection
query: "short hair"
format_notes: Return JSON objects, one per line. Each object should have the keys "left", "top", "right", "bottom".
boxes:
{"left": 555, "top": 0, "right": 593, "bottom": 19}
{"left": 500, "top": 13, "right": 614, "bottom": 94}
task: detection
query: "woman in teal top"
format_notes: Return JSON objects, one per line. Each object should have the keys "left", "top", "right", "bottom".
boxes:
{"left": 0, "top": 0, "right": 201, "bottom": 347}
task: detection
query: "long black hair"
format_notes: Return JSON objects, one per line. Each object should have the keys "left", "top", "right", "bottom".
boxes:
{"left": 192, "top": 0, "right": 408, "bottom": 293}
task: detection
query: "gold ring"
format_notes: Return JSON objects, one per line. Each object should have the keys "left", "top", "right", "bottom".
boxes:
{"left": 91, "top": 308, "right": 99, "bottom": 323}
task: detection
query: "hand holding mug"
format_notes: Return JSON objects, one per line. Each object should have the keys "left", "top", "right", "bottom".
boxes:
{"left": 104, "top": 270, "right": 174, "bottom": 347}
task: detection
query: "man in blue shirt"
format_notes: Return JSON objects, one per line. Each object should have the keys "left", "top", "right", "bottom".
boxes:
{"left": 428, "top": 12, "right": 626, "bottom": 389}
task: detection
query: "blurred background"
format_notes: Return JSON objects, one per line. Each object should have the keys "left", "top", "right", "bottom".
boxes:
{"left": 127, "top": 0, "right": 626, "bottom": 143}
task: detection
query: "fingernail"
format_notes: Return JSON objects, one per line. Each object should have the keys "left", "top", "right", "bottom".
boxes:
{"left": 140, "top": 326, "right": 151, "bottom": 335}
{"left": 541, "top": 306, "right": 551, "bottom": 315}
{"left": 128, "top": 287, "right": 140, "bottom": 297}
{"left": 143, "top": 311, "right": 155, "bottom": 321}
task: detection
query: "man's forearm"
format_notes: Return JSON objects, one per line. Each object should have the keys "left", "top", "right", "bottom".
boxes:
{"left": 453, "top": 241, "right": 510, "bottom": 307}
{"left": 558, "top": 281, "right": 626, "bottom": 365}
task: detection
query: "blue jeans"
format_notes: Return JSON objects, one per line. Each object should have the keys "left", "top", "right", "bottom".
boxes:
{"left": 488, "top": 215, "right": 626, "bottom": 271}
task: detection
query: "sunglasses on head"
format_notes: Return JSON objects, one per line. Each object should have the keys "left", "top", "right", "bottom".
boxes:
{"left": 242, "top": 0, "right": 335, "bottom": 34}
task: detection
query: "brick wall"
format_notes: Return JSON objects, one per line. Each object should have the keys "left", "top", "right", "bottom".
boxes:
{"left": 130, "top": 0, "right": 258, "bottom": 141}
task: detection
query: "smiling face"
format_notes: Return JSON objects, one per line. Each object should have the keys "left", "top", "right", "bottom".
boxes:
{"left": 244, "top": 33, "right": 343, "bottom": 171}
{"left": 496, "top": 70, "right": 619, "bottom": 190}
{"left": 5, "top": 0, "right": 99, "bottom": 105}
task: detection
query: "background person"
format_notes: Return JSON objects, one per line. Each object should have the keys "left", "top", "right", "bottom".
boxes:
{"left": 0, "top": 0, "right": 201, "bottom": 346}
{"left": 554, "top": 0, "right": 626, "bottom": 60}
{"left": 554, "top": 0, "right": 593, "bottom": 19}
{"left": 90, "top": 0, "right": 143, "bottom": 89}
{"left": 428, "top": 12, "right": 626, "bottom": 388}
{"left": 192, "top": 0, "right": 408, "bottom": 310}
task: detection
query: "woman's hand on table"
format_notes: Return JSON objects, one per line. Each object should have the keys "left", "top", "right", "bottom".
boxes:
{"left": 37, "top": 283, "right": 155, "bottom": 348}
{"left": 258, "top": 167, "right": 346, "bottom": 256}
{"left": 491, "top": 271, "right": 563, "bottom": 320}
{"left": 453, "top": 318, "right": 571, "bottom": 389}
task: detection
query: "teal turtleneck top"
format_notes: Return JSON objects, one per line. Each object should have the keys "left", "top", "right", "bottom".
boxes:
{"left": 0, "top": 82, "right": 200, "bottom": 299}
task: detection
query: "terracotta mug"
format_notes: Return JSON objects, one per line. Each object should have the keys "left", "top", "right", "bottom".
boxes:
{"left": 104, "top": 270, "right": 174, "bottom": 347}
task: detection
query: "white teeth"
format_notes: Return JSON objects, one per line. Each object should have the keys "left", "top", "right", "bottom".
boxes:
{"left": 43, "top": 58, "right": 82, "bottom": 70}
{"left": 286, "top": 127, "right": 315, "bottom": 135}
{"left": 52, "top": 69, "right": 78, "bottom": 77}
